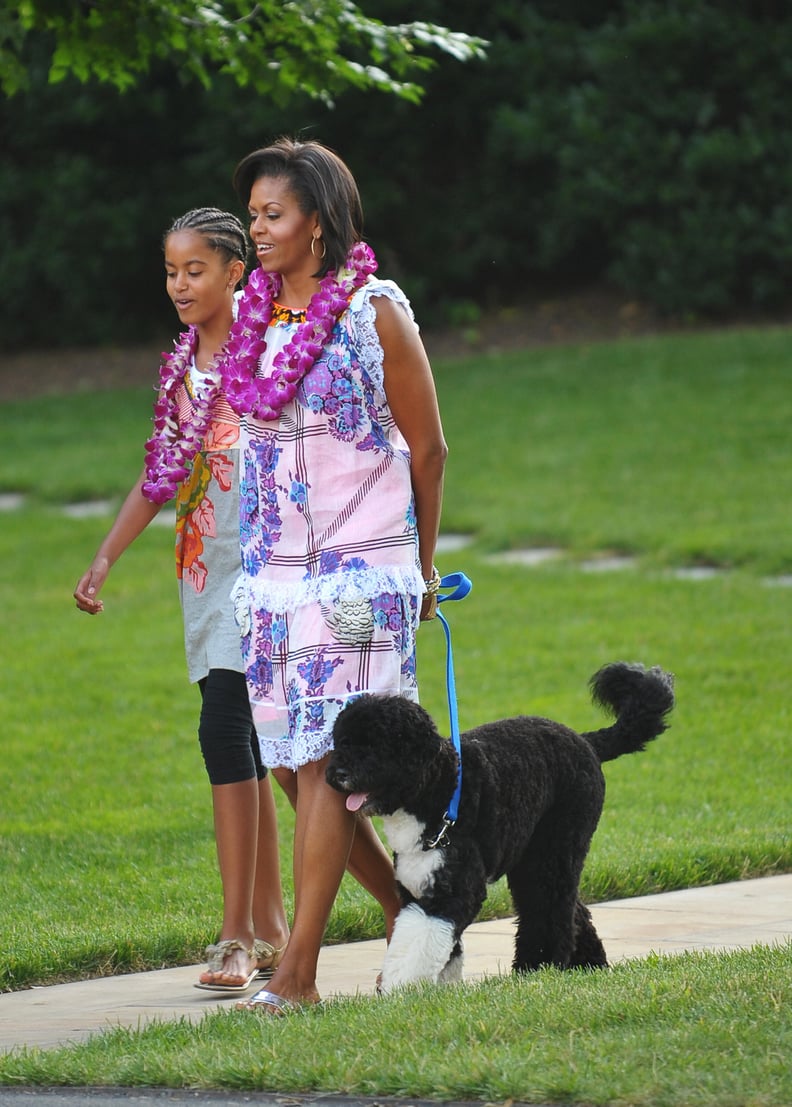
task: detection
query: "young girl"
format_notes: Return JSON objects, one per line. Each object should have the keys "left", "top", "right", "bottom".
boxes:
{"left": 74, "top": 206, "right": 401, "bottom": 991}
{"left": 73, "top": 208, "right": 290, "bottom": 991}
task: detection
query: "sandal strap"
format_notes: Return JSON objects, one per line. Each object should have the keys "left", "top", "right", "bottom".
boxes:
{"left": 204, "top": 938, "right": 253, "bottom": 973}
{"left": 252, "top": 938, "right": 276, "bottom": 962}
{"left": 252, "top": 938, "right": 287, "bottom": 970}
{"left": 237, "top": 988, "right": 297, "bottom": 1014}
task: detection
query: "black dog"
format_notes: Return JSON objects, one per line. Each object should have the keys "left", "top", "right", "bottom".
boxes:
{"left": 327, "top": 661, "right": 674, "bottom": 992}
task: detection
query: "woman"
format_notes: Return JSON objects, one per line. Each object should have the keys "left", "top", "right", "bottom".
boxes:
{"left": 223, "top": 137, "right": 448, "bottom": 1013}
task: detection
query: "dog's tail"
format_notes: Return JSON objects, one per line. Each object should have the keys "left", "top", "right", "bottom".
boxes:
{"left": 582, "top": 662, "right": 674, "bottom": 763}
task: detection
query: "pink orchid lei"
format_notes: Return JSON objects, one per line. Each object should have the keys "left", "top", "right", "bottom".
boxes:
{"left": 141, "top": 241, "right": 377, "bottom": 504}
{"left": 142, "top": 327, "right": 219, "bottom": 505}
{"left": 220, "top": 240, "right": 377, "bottom": 419}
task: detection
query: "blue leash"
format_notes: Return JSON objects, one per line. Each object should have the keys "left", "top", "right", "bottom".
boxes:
{"left": 426, "top": 571, "right": 472, "bottom": 848}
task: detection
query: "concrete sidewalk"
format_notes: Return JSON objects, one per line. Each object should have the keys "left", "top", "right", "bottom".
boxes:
{"left": 1, "top": 874, "right": 790, "bottom": 1053}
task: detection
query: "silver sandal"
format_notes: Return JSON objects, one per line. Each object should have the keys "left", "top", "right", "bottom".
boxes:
{"left": 235, "top": 987, "right": 300, "bottom": 1015}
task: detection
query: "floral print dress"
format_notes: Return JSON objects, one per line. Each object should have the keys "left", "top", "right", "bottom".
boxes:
{"left": 236, "top": 279, "right": 423, "bottom": 770}
{"left": 175, "top": 368, "right": 245, "bottom": 683}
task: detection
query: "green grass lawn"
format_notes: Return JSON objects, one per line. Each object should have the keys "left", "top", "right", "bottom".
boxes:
{"left": 1, "top": 324, "right": 790, "bottom": 1102}
{"left": 2, "top": 945, "right": 790, "bottom": 1107}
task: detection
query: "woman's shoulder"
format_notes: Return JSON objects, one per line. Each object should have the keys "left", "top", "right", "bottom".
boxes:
{"left": 347, "top": 279, "right": 418, "bottom": 352}
{"left": 344, "top": 278, "right": 419, "bottom": 385}
{"left": 349, "top": 276, "right": 414, "bottom": 320}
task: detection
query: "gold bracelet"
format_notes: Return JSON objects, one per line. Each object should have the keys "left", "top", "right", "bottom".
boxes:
{"left": 421, "top": 566, "right": 440, "bottom": 620}
{"left": 423, "top": 566, "right": 441, "bottom": 596}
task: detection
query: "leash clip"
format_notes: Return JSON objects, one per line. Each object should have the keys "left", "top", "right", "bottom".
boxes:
{"left": 426, "top": 815, "right": 455, "bottom": 850}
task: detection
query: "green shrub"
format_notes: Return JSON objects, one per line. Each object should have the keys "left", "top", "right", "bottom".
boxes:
{"left": 4, "top": 2, "right": 792, "bottom": 348}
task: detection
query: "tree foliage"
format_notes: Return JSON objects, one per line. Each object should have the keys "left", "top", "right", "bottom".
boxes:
{"left": 3, "top": 1, "right": 792, "bottom": 351}
{"left": 0, "top": 0, "right": 486, "bottom": 103}
{"left": 325, "top": 0, "right": 792, "bottom": 318}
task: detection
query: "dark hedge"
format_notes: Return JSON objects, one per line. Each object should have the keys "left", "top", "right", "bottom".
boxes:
{"left": 3, "top": 1, "right": 792, "bottom": 348}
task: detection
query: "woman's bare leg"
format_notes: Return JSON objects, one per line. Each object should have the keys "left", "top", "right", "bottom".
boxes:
{"left": 346, "top": 817, "right": 401, "bottom": 941}
{"left": 247, "top": 755, "right": 354, "bottom": 1005}
{"left": 274, "top": 766, "right": 399, "bottom": 939}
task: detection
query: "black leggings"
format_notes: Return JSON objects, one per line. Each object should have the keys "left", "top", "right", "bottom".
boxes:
{"left": 197, "top": 668, "right": 267, "bottom": 785}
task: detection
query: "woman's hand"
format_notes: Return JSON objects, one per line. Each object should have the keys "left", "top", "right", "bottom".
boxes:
{"left": 419, "top": 593, "right": 438, "bottom": 621}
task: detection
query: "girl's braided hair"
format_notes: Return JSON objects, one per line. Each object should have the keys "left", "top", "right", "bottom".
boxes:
{"left": 164, "top": 207, "right": 249, "bottom": 265}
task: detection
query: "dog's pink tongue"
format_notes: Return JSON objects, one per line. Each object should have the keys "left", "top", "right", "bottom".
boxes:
{"left": 345, "top": 793, "right": 368, "bottom": 813}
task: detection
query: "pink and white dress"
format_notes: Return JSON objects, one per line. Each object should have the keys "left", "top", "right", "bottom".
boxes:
{"left": 235, "top": 279, "right": 423, "bottom": 770}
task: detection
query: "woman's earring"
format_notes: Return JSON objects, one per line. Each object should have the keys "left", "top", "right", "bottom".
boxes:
{"left": 311, "top": 235, "right": 327, "bottom": 260}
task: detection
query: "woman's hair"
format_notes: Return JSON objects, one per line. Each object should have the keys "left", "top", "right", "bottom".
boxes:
{"left": 232, "top": 137, "right": 364, "bottom": 277}
{"left": 164, "top": 207, "right": 249, "bottom": 266}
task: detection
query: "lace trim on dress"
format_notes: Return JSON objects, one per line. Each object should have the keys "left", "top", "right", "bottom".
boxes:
{"left": 258, "top": 698, "right": 343, "bottom": 770}
{"left": 347, "top": 279, "right": 416, "bottom": 394}
{"left": 232, "top": 563, "right": 423, "bottom": 621}
{"left": 257, "top": 685, "right": 421, "bottom": 771}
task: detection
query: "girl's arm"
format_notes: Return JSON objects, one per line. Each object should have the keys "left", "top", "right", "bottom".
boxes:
{"left": 73, "top": 467, "right": 164, "bottom": 613}
{"left": 374, "top": 295, "right": 448, "bottom": 614}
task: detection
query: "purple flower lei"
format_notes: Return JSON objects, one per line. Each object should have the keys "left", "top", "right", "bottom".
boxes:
{"left": 140, "top": 242, "right": 377, "bottom": 504}
{"left": 142, "top": 327, "right": 220, "bottom": 505}
{"left": 219, "top": 240, "right": 377, "bottom": 419}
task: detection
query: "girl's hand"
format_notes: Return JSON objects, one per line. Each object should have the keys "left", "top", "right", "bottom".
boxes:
{"left": 74, "top": 564, "right": 108, "bottom": 614}
{"left": 72, "top": 468, "right": 159, "bottom": 616}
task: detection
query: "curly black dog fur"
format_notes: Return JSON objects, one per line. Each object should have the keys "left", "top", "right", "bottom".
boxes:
{"left": 327, "top": 661, "right": 674, "bottom": 992}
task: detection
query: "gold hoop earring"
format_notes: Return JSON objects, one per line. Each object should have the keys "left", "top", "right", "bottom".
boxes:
{"left": 311, "top": 235, "right": 327, "bottom": 260}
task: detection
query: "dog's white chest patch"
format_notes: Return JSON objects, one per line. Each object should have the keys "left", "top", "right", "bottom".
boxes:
{"left": 381, "top": 810, "right": 444, "bottom": 898}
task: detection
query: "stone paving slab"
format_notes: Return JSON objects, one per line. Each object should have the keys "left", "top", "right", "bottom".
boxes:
{"left": 1, "top": 875, "right": 790, "bottom": 1054}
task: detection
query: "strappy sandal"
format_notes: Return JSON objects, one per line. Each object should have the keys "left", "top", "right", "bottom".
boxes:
{"left": 252, "top": 938, "right": 287, "bottom": 980}
{"left": 194, "top": 939, "right": 259, "bottom": 992}
{"left": 235, "top": 987, "right": 302, "bottom": 1015}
